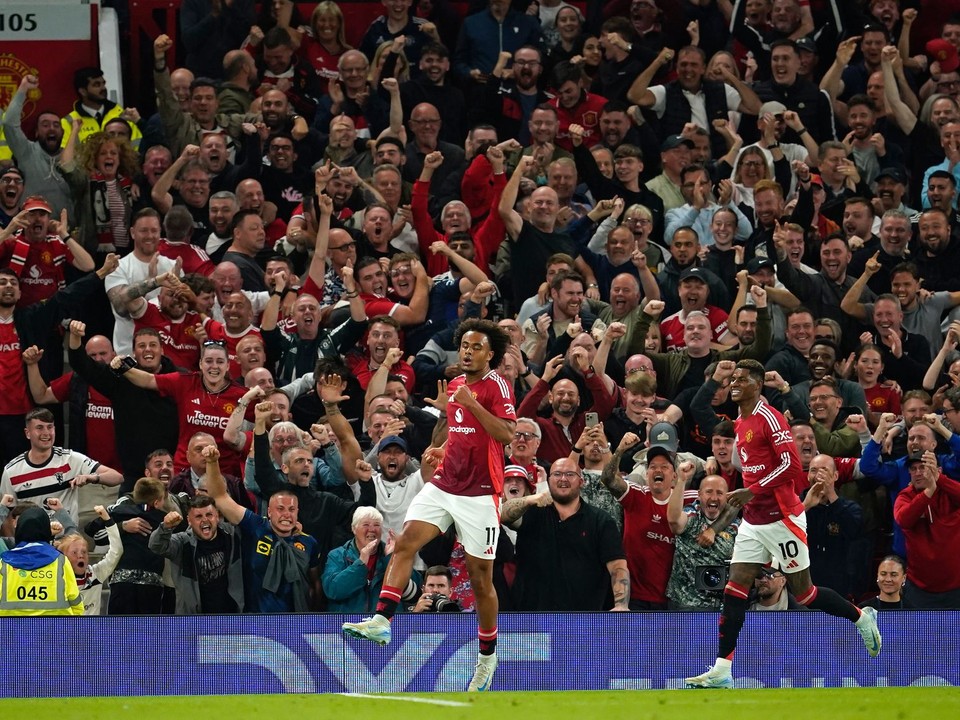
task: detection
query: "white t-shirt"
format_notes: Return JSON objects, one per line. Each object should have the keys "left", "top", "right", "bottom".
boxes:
{"left": 0, "top": 447, "right": 100, "bottom": 522}
{"left": 103, "top": 253, "right": 176, "bottom": 355}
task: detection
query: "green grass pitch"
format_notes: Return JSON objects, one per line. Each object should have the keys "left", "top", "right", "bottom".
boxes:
{"left": 3, "top": 688, "right": 960, "bottom": 719}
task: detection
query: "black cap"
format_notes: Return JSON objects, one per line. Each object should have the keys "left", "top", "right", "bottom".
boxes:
{"left": 759, "top": 564, "right": 784, "bottom": 578}
{"left": 678, "top": 266, "right": 708, "bottom": 283}
{"left": 905, "top": 451, "right": 925, "bottom": 466}
{"left": 875, "top": 167, "right": 907, "bottom": 184}
{"left": 746, "top": 257, "right": 775, "bottom": 274}
{"left": 646, "top": 445, "right": 676, "bottom": 467}
{"left": 795, "top": 36, "right": 817, "bottom": 54}
{"left": 662, "top": 134, "right": 695, "bottom": 152}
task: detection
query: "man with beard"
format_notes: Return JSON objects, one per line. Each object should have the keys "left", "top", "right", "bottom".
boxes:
{"left": 262, "top": 268, "right": 366, "bottom": 384}
{"left": 685, "top": 359, "right": 881, "bottom": 689}
{"left": 597, "top": 275, "right": 650, "bottom": 362}
{"left": 367, "top": 435, "right": 426, "bottom": 538}
{"left": 839, "top": 197, "right": 878, "bottom": 253}
{"left": 260, "top": 131, "right": 311, "bottom": 221}
{"left": 2, "top": 76, "right": 72, "bottom": 220}
{"left": 476, "top": 46, "right": 551, "bottom": 148}
{"left": 456, "top": 1, "right": 542, "bottom": 86}
{"left": 516, "top": 352, "right": 615, "bottom": 464}
{"left": 505, "top": 454, "right": 628, "bottom": 613}
{"left": 871, "top": 168, "right": 916, "bottom": 225}
{"left": 205, "top": 192, "right": 239, "bottom": 264}
{"left": 68, "top": 324, "right": 180, "bottom": 491}
{"left": 656, "top": 229, "right": 729, "bottom": 317}
{"left": 196, "top": 130, "right": 260, "bottom": 197}
{"left": 0, "top": 168, "right": 26, "bottom": 229}
{"left": 597, "top": 433, "right": 678, "bottom": 610}
{"left": 843, "top": 95, "right": 903, "bottom": 187}
{"left": 574, "top": 424, "right": 623, "bottom": 532}
{"left": 61, "top": 67, "right": 143, "bottom": 150}
{"left": 0, "top": 196, "right": 94, "bottom": 308}
{"left": 549, "top": 62, "right": 609, "bottom": 153}
{"left": 790, "top": 339, "right": 868, "bottom": 412}
{"left": 912, "top": 208, "right": 960, "bottom": 292}
{"left": 105, "top": 209, "right": 182, "bottom": 354}
{"left": 774, "top": 228, "right": 873, "bottom": 354}
{"left": 401, "top": 43, "right": 466, "bottom": 144}
{"left": 148, "top": 494, "right": 245, "bottom": 613}
{"left": 347, "top": 317, "right": 415, "bottom": 393}
{"left": 521, "top": 270, "right": 605, "bottom": 366}
{"left": 666, "top": 472, "right": 739, "bottom": 610}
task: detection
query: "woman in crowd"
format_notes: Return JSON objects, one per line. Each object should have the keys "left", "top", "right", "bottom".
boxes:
{"left": 860, "top": 555, "right": 911, "bottom": 610}
{"left": 298, "top": 1, "right": 351, "bottom": 95}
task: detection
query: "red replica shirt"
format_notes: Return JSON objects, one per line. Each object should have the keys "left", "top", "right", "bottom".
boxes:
{"left": 346, "top": 353, "right": 415, "bottom": 393}
{"left": 49, "top": 372, "right": 121, "bottom": 470}
{"left": 0, "top": 235, "right": 72, "bottom": 307}
{"left": 619, "top": 484, "right": 675, "bottom": 604}
{"left": 735, "top": 399, "right": 806, "bottom": 525}
{"left": 154, "top": 372, "right": 250, "bottom": 476}
{"left": 659, "top": 306, "right": 730, "bottom": 352}
{"left": 0, "top": 318, "right": 31, "bottom": 415}
{"left": 135, "top": 304, "right": 203, "bottom": 370}
{"left": 433, "top": 371, "right": 516, "bottom": 497}
{"left": 158, "top": 239, "right": 214, "bottom": 276}
{"left": 551, "top": 91, "right": 609, "bottom": 152}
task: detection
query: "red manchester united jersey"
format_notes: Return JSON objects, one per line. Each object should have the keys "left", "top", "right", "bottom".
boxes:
{"left": 735, "top": 399, "right": 805, "bottom": 525}
{"left": 433, "top": 371, "right": 516, "bottom": 497}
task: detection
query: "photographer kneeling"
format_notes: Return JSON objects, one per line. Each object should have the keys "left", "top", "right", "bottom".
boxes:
{"left": 410, "top": 565, "right": 462, "bottom": 613}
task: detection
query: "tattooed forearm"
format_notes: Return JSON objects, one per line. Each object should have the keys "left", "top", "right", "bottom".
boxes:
{"left": 610, "top": 563, "right": 630, "bottom": 609}
{"left": 600, "top": 450, "right": 628, "bottom": 496}
{"left": 500, "top": 497, "right": 530, "bottom": 526}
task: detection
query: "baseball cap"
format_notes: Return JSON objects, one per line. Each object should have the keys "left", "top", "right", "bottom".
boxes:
{"left": 808, "top": 173, "right": 824, "bottom": 188}
{"left": 504, "top": 464, "right": 536, "bottom": 491}
{"left": 0, "top": 166, "right": 24, "bottom": 181}
{"left": 378, "top": 435, "right": 408, "bottom": 453}
{"left": 678, "top": 266, "right": 708, "bottom": 283}
{"left": 648, "top": 421, "right": 679, "bottom": 452}
{"left": 746, "top": 257, "right": 775, "bottom": 274}
{"left": 759, "top": 100, "right": 787, "bottom": 117}
{"left": 662, "top": 134, "right": 695, "bottom": 152}
{"left": 21, "top": 196, "right": 52, "bottom": 213}
{"left": 927, "top": 39, "right": 960, "bottom": 74}
{"left": 758, "top": 563, "right": 784, "bottom": 578}
{"left": 905, "top": 451, "right": 925, "bottom": 467}
{"left": 795, "top": 36, "right": 817, "bottom": 55}
{"left": 875, "top": 167, "right": 907, "bottom": 184}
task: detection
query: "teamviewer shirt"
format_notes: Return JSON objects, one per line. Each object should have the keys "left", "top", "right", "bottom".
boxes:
{"left": 432, "top": 371, "right": 516, "bottom": 497}
{"left": 154, "top": 372, "right": 250, "bottom": 476}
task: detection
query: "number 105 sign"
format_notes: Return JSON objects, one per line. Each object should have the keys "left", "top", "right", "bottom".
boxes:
{"left": 0, "top": 2, "right": 92, "bottom": 41}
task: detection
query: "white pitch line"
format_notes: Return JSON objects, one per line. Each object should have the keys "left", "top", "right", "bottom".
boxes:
{"left": 340, "top": 693, "right": 471, "bottom": 707}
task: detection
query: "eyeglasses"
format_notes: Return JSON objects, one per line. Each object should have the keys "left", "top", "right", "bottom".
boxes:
{"left": 329, "top": 241, "right": 357, "bottom": 251}
{"left": 390, "top": 266, "right": 412, "bottom": 277}
{"left": 625, "top": 217, "right": 652, "bottom": 226}
{"left": 808, "top": 394, "right": 838, "bottom": 403}
{"left": 513, "top": 60, "right": 540, "bottom": 67}
{"left": 741, "top": 160, "right": 765, "bottom": 168}
{"left": 0, "top": 177, "right": 24, "bottom": 185}
{"left": 514, "top": 431, "right": 539, "bottom": 441}
{"left": 549, "top": 471, "right": 582, "bottom": 480}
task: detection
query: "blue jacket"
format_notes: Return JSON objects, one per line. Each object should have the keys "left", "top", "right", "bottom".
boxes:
{"left": 859, "top": 435, "right": 960, "bottom": 556}
{"left": 322, "top": 537, "right": 420, "bottom": 613}
{"left": 453, "top": 9, "right": 541, "bottom": 79}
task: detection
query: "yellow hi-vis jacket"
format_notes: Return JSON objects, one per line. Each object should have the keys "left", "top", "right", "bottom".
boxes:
{"left": 0, "top": 545, "right": 83, "bottom": 616}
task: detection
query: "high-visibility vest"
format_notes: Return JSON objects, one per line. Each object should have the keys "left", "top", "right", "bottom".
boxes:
{"left": 0, "top": 554, "right": 83, "bottom": 616}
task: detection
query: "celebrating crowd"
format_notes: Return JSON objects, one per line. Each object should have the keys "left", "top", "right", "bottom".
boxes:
{"left": 2, "top": 0, "right": 960, "bottom": 619}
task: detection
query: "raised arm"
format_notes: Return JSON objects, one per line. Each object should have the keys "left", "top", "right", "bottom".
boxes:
{"left": 924, "top": 324, "right": 959, "bottom": 392}
{"left": 151, "top": 145, "right": 199, "bottom": 214}
{"left": 389, "top": 260, "right": 430, "bottom": 326}
{"left": 667, "top": 460, "right": 696, "bottom": 533}
{"left": 224, "top": 385, "right": 264, "bottom": 451}
{"left": 202, "top": 444, "right": 246, "bottom": 525}
{"left": 499, "top": 156, "right": 536, "bottom": 240}
{"left": 319, "top": 373, "right": 363, "bottom": 483}
{"left": 109, "top": 355, "right": 159, "bottom": 391}
{"left": 627, "top": 47, "right": 673, "bottom": 106}
{"left": 881, "top": 45, "right": 917, "bottom": 134}
{"left": 600, "top": 433, "right": 639, "bottom": 499}
{"left": 22, "top": 346, "right": 57, "bottom": 405}
{"left": 839, "top": 252, "right": 878, "bottom": 322}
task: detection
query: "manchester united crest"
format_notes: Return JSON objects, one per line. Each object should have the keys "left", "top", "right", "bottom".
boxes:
{"left": 0, "top": 54, "right": 40, "bottom": 120}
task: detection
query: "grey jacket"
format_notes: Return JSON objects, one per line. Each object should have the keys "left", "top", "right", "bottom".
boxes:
{"left": 2, "top": 89, "right": 74, "bottom": 222}
{"left": 149, "top": 521, "right": 244, "bottom": 614}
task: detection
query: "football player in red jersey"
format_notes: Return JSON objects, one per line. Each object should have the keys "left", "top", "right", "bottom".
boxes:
{"left": 343, "top": 318, "right": 516, "bottom": 692}
{"left": 686, "top": 358, "right": 882, "bottom": 689}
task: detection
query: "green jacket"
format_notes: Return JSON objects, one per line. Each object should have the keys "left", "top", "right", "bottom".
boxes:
{"left": 626, "top": 306, "right": 773, "bottom": 399}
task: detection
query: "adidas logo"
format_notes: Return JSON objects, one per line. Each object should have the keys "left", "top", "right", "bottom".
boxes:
{"left": 191, "top": 398, "right": 201, "bottom": 405}
{"left": 652, "top": 514, "right": 662, "bottom": 523}
{"left": 785, "top": 559, "right": 799, "bottom": 569}
{"left": 484, "top": 546, "right": 494, "bottom": 555}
